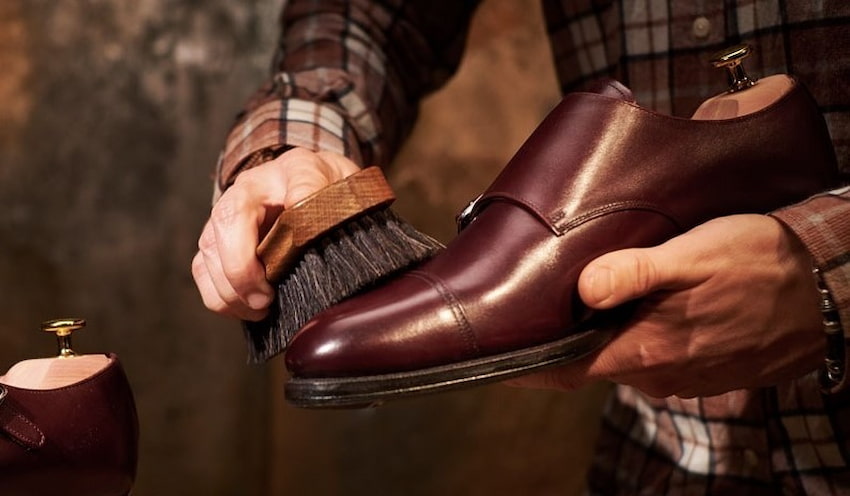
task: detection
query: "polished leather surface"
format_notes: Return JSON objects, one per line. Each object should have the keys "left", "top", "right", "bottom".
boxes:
{"left": 285, "top": 77, "right": 840, "bottom": 378}
{"left": 0, "top": 354, "right": 138, "bottom": 496}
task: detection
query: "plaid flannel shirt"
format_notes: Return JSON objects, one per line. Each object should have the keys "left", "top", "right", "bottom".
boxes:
{"left": 215, "top": 1, "right": 850, "bottom": 493}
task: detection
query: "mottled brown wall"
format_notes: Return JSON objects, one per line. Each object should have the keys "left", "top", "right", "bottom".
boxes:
{"left": 0, "top": 1, "right": 276, "bottom": 494}
{"left": 0, "top": 0, "right": 609, "bottom": 494}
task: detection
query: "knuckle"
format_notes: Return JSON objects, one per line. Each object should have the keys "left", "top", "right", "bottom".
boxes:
{"left": 216, "top": 285, "right": 243, "bottom": 308}
{"left": 232, "top": 162, "right": 269, "bottom": 185}
{"left": 279, "top": 146, "right": 311, "bottom": 161}
{"left": 636, "top": 340, "right": 674, "bottom": 371}
{"left": 220, "top": 263, "right": 252, "bottom": 292}
{"left": 630, "top": 251, "right": 659, "bottom": 296}
{"left": 197, "top": 227, "right": 217, "bottom": 254}
{"left": 202, "top": 294, "right": 228, "bottom": 314}
{"left": 211, "top": 192, "right": 246, "bottom": 227}
{"left": 275, "top": 147, "right": 318, "bottom": 172}
{"left": 194, "top": 278, "right": 229, "bottom": 314}
{"left": 313, "top": 149, "right": 335, "bottom": 161}
{"left": 190, "top": 252, "right": 206, "bottom": 278}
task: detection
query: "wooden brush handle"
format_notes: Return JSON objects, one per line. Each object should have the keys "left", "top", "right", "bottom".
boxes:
{"left": 258, "top": 166, "right": 396, "bottom": 282}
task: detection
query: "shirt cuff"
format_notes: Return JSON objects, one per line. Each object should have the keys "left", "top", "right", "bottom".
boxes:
{"left": 769, "top": 187, "right": 850, "bottom": 383}
{"left": 213, "top": 98, "right": 364, "bottom": 203}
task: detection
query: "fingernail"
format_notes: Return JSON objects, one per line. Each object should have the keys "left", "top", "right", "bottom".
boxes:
{"left": 585, "top": 266, "right": 614, "bottom": 305}
{"left": 246, "top": 291, "right": 272, "bottom": 310}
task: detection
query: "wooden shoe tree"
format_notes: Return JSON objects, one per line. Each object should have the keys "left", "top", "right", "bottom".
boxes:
{"left": 0, "top": 319, "right": 109, "bottom": 390}
{"left": 692, "top": 74, "right": 793, "bottom": 120}
{"left": 692, "top": 43, "right": 792, "bottom": 120}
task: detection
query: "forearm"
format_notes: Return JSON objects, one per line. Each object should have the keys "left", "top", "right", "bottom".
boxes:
{"left": 215, "top": 0, "right": 481, "bottom": 199}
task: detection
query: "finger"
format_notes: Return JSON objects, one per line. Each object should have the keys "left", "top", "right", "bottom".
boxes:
{"left": 193, "top": 249, "right": 266, "bottom": 320}
{"left": 212, "top": 173, "right": 286, "bottom": 309}
{"left": 578, "top": 248, "right": 666, "bottom": 309}
{"left": 504, "top": 336, "right": 656, "bottom": 393}
{"left": 502, "top": 364, "right": 588, "bottom": 392}
{"left": 191, "top": 251, "right": 238, "bottom": 318}
{"left": 198, "top": 221, "right": 269, "bottom": 321}
{"left": 577, "top": 237, "right": 708, "bottom": 309}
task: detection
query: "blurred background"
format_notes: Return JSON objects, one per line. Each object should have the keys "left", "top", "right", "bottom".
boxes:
{"left": 0, "top": 0, "right": 611, "bottom": 494}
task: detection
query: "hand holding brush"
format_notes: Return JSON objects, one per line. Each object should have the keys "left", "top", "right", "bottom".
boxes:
{"left": 192, "top": 148, "right": 442, "bottom": 362}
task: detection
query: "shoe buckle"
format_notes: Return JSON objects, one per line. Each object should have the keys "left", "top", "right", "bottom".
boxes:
{"left": 0, "top": 386, "right": 7, "bottom": 406}
{"left": 456, "top": 194, "right": 482, "bottom": 233}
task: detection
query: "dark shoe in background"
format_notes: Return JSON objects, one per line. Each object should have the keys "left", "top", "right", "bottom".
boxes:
{"left": 0, "top": 320, "right": 138, "bottom": 496}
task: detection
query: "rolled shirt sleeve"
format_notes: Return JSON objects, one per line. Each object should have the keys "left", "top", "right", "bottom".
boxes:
{"left": 213, "top": 0, "right": 482, "bottom": 201}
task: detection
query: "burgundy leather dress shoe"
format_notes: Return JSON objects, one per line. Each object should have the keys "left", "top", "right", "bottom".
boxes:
{"left": 284, "top": 76, "right": 840, "bottom": 408}
{"left": 0, "top": 354, "right": 138, "bottom": 495}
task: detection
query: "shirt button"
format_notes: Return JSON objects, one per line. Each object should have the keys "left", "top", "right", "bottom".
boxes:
{"left": 693, "top": 16, "right": 712, "bottom": 39}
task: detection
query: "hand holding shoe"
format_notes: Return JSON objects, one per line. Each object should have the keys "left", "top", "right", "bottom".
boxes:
{"left": 508, "top": 214, "right": 823, "bottom": 398}
{"left": 192, "top": 148, "right": 360, "bottom": 321}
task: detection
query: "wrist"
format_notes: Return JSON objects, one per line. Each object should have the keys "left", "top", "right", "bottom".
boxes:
{"left": 214, "top": 145, "right": 293, "bottom": 204}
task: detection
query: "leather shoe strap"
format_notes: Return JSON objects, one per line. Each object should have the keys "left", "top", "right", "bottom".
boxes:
{"left": 0, "top": 385, "right": 45, "bottom": 450}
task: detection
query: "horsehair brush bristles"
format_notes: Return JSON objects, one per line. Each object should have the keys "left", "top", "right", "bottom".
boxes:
{"left": 242, "top": 167, "right": 443, "bottom": 363}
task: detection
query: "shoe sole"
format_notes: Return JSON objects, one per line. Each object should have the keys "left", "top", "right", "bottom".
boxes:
{"left": 285, "top": 311, "right": 624, "bottom": 409}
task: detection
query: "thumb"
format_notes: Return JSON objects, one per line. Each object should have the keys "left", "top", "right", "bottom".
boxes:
{"left": 578, "top": 246, "right": 684, "bottom": 309}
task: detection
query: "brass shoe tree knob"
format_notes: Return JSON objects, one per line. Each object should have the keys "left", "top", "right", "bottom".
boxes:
{"left": 42, "top": 318, "right": 85, "bottom": 358}
{"left": 711, "top": 43, "right": 758, "bottom": 93}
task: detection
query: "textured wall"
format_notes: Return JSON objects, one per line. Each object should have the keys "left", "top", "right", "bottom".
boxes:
{"left": 0, "top": 0, "right": 609, "bottom": 494}
{"left": 0, "top": 1, "right": 276, "bottom": 494}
